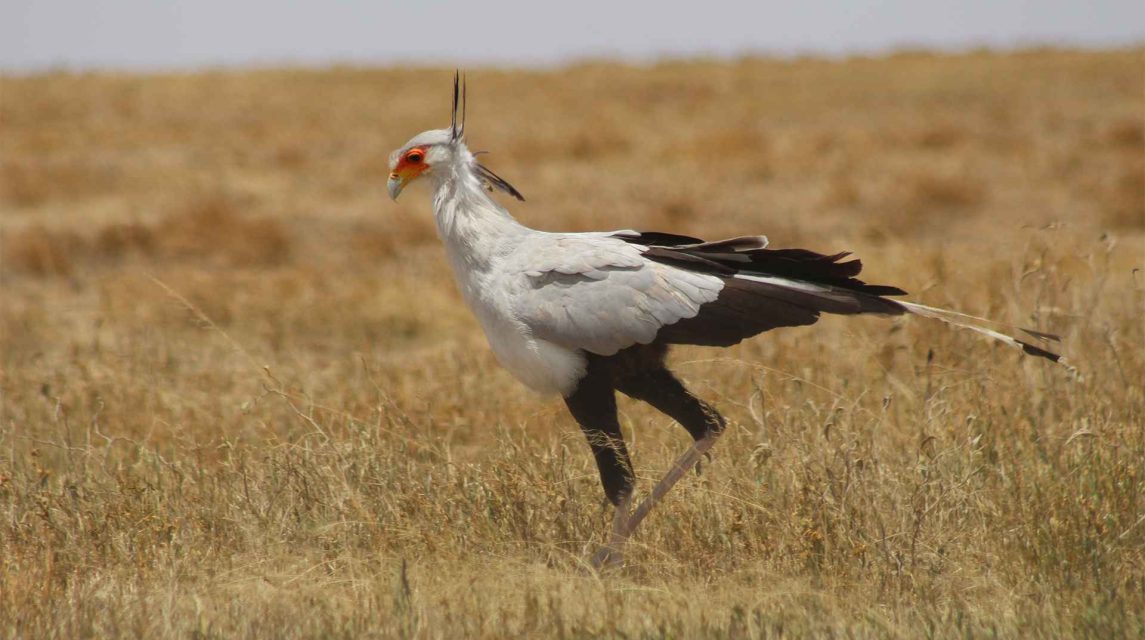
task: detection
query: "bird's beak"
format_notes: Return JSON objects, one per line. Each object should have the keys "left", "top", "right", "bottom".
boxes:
{"left": 387, "top": 172, "right": 406, "bottom": 201}
{"left": 387, "top": 162, "right": 429, "bottom": 202}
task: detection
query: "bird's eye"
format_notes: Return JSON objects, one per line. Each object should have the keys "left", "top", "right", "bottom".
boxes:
{"left": 406, "top": 151, "right": 424, "bottom": 164}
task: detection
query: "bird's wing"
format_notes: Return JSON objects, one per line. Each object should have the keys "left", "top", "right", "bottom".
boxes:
{"left": 508, "top": 230, "right": 1068, "bottom": 368}
{"left": 620, "top": 230, "right": 1069, "bottom": 366}
{"left": 507, "top": 233, "right": 723, "bottom": 355}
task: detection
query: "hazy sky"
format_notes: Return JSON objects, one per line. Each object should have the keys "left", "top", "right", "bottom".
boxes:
{"left": 3, "top": 0, "right": 1143, "bottom": 72}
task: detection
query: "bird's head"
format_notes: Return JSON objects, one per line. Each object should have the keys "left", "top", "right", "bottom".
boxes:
{"left": 387, "top": 72, "right": 524, "bottom": 202}
{"left": 386, "top": 127, "right": 453, "bottom": 201}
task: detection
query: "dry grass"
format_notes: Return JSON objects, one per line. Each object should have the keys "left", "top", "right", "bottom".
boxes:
{"left": 2, "top": 49, "right": 1144, "bottom": 638}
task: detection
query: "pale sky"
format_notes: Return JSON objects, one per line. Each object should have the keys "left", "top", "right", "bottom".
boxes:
{"left": 2, "top": 0, "right": 1143, "bottom": 72}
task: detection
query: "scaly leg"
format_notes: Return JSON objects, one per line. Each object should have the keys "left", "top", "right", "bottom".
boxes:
{"left": 572, "top": 347, "right": 729, "bottom": 569}
{"left": 563, "top": 355, "right": 638, "bottom": 567}
{"left": 589, "top": 433, "right": 722, "bottom": 569}
{"left": 589, "top": 493, "right": 632, "bottom": 569}
{"left": 619, "top": 432, "right": 721, "bottom": 542}
{"left": 592, "top": 360, "right": 726, "bottom": 564}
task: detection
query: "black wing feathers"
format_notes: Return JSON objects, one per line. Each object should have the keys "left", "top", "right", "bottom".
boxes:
{"left": 615, "top": 230, "right": 1065, "bottom": 365}
{"left": 657, "top": 278, "right": 823, "bottom": 346}
{"left": 615, "top": 230, "right": 906, "bottom": 348}
{"left": 616, "top": 231, "right": 906, "bottom": 297}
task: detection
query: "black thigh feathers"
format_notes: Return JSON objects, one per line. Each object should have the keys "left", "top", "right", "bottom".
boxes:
{"left": 564, "top": 344, "right": 724, "bottom": 505}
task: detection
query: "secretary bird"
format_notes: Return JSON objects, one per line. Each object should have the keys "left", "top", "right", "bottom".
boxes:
{"left": 386, "top": 73, "right": 1066, "bottom": 568}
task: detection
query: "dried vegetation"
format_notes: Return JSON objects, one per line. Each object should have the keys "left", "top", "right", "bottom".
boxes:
{"left": 2, "top": 49, "right": 1143, "bottom": 638}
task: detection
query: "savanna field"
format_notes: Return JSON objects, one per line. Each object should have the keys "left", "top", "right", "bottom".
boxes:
{"left": 1, "top": 49, "right": 1143, "bottom": 638}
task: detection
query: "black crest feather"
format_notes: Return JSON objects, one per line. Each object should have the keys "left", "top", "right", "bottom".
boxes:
{"left": 476, "top": 163, "right": 525, "bottom": 201}
{"left": 451, "top": 71, "right": 522, "bottom": 201}
{"left": 451, "top": 70, "right": 467, "bottom": 142}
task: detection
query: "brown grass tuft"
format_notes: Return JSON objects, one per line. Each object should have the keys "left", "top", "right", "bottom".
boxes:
{"left": 870, "top": 170, "right": 989, "bottom": 237}
{"left": 0, "top": 158, "right": 124, "bottom": 207}
{"left": 93, "top": 220, "right": 158, "bottom": 257}
{"left": 1106, "top": 119, "right": 1145, "bottom": 150}
{"left": 344, "top": 212, "right": 439, "bottom": 261}
{"left": 912, "top": 123, "right": 970, "bottom": 150}
{"left": 902, "top": 171, "right": 987, "bottom": 212}
{"left": 153, "top": 191, "right": 292, "bottom": 267}
{"left": 2, "top": 192, "right": 291, "bottom": 276}
{"left": 1102, "top": 164, "right": 1145, "bottom": 229}
{"left": 1, "top": 225, "right": 85, "bottom": 276}
{"left": 821, "top": 174, "right": 862, "bottom": 209}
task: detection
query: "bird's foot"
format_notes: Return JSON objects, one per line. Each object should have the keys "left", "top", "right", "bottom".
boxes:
{"left": 588, "top": 494, "right": 632, "bottom": 571}
{"left": 586, "top": 435, "right": 723, "bottom": 572}
{"left": 589, "top": 543, "right": 624, "bottom": 570}
{"left": 694, "top": 450, "right": 713, "bottom": 476}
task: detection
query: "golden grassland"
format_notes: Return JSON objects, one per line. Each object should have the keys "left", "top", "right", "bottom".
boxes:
{"left": 1, "top": 48, "right": 1143, "bottom": 638}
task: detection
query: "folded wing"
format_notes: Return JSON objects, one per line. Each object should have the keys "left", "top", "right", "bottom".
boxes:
{"left": 509, "top": 230, "right": 1065, "bottom": 366}
{"left": 509, "top": 233, "right": 723, "bottom": 355}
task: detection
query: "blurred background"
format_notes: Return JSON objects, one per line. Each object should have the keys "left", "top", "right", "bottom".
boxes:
{"left": 3, "top": 0, "right": 1144, "bottom": 72}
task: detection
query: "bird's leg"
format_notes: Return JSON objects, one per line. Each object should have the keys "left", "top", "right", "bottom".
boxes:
{"left": 616, "top": 364, "right": 726, "bottom": 452}
{"left": 612, "top": 362, "right": 727, "bottom": 541}
{"left": 573, "top": 349, "right": 730, "bottom": 568}
{"left": 564, "top": 356, "right": 637, "bottom": 567}
{"left": 590, "top": 492, "right": 632, "bottom": 569}
{"left": 616, "top": 431, "right": 721, "bottom": 541}
{"left": 564, "top": 368, "right": 633, "bottom": 507}
{"left": 591, "top": 430, "right": 722, "bottom": 567}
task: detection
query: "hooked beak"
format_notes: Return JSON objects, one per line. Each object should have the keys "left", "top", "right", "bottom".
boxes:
{"left": 387, "top": 172, "right": 406, "bottom": 201}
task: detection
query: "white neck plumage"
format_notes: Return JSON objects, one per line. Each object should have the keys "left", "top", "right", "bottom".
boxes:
{"left": 429, "top": 146, "right": 528, "bottom": 274}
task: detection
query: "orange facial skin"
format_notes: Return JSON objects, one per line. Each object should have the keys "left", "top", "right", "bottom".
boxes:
{"left": 389, "top": 146, "right": 430, "bottom": 183}
{"left": 387, "top": 146, "right": 432, "bottom": 201}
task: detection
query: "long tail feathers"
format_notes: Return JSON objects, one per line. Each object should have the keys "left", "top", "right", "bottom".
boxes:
{"left": 622, "top": 230, "right": 1074, "bottom": 371}
{"left": 896, "top": 301, "right": 1073, "bottom": 371}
